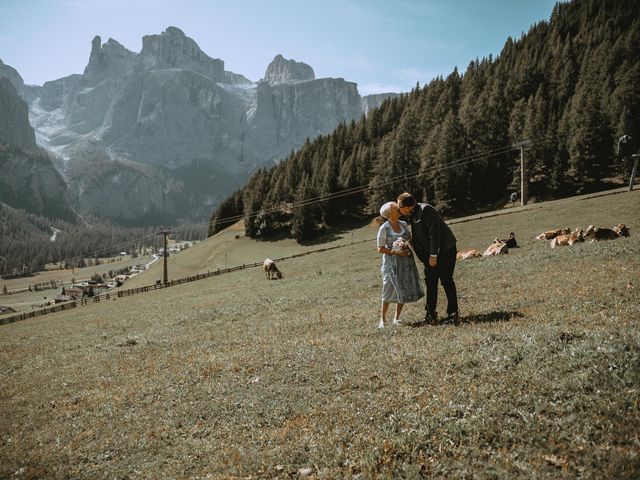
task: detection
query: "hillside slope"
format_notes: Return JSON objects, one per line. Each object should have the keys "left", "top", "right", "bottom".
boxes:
{"left": 130, "top": 187, "right": 639, "bottom": 288}
{"left": 1, "top": 190, "right": 639, "bottom": 478}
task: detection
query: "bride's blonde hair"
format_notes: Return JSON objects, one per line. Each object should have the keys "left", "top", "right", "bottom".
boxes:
{"left": 379, "top": 201, "right": 397, "bottom": 219}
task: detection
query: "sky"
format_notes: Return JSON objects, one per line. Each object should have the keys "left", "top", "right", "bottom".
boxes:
{"left": 0, "top": 0, "right": 561, "bottom": 95}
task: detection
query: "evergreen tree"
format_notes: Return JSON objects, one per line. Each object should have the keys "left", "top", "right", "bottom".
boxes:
{"left": 319, "top": 136, "right": 340, "bottom": 223}
{"left": 432, "top": 112, "right": 467, "bottom": 215}
{"left": 290, "top": 174, "right": 319, "bottom": 242}
{"left": 567, "top": 83, "right": 612, "bottom": 192}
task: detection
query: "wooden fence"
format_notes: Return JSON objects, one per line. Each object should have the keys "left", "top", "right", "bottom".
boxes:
{"left": 0, "top": 238, "right": 373, "bottom": 326}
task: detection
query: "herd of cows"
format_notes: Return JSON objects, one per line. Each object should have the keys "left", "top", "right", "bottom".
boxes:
{"left": 259, "top": 222, "right": 631, "bottom": 279}
{"left": 457, "top": 223, "right": 630, "bottom": 260}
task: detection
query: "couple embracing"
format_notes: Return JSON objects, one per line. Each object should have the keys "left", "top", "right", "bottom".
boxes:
{"left": 376, "top": 192, "right": 459, "bottom": 328}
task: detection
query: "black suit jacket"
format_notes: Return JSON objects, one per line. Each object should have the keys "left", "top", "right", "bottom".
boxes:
{"left": 408, "top": 203, "right": 457, "bottom": 263}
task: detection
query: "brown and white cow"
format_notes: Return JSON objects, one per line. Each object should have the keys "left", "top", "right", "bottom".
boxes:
{"left": 535, "top": 227, "right": 571, "bottom": 240}
{"left": 483, "top": 240, "right": 509, "bottom": 256}
{"left": 456, "top": 248, "right": 482, "bottom": 260}
{"left": 497, "top": 232, "right": 518, "bottom": 248}
{"left": 613, "top": 223, "right": 630, "bottom": 237}
{"left": 263, "top": 258, "right": 282, "bottom": 279}
{"left": 550, "top": 228, "right": 584, "bottom": 248}
{"left": 584, "top": 225, "right": 621, "bottom": 242}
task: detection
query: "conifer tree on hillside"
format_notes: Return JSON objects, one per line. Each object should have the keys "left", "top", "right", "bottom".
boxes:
{"left": 432, "top": 112, "right": 467, "bottom": 214}
{"left": 566, "top": 83, "right": 612, "bottom": 192}
{"left": 242, "top": 169, "right": 272, "bottom": 237}
{"left": 367, "top": 136, "right": 394, "bottom": 212}
{"left": 611, "top": 60, "right": 640, "bottom": 167}
{"left": 389, "top": 106, "right": 422, "bottom": 192}
{"left": 208, "top": 190, "right": 243, "bottom": 236}
{"left": 319, "top": 136, "right": 340, "bottom": 223}
{"left": 290, "top": 174, "right": 319, "bottom": 241}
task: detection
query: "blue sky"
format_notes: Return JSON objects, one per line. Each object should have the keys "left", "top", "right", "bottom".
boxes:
{"left": 0, "top": 0, "right": 561, "bottom": 95}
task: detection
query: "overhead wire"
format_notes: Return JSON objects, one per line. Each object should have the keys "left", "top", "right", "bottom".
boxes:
{"left": 209, "top": 142, "right": 520, "bottom": 227}
{"left": 3, "top": 142, "right": 525, "bottom": 278}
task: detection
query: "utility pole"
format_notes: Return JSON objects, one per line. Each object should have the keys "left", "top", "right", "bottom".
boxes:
{"left": 630, "top": 154, "right": 639, "bottom": 191}
{"left": 513, "top": 140, "right": 531, "bottom": 206}
{"left": 156, "top": 229, "right": 172, "bottom": 284}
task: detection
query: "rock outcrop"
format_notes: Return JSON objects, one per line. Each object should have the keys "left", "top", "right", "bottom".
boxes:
{"left": 264, "top": 54, "right": 315, "bottom": 83}
{"left": 249, "top": 77, "right": 361, "bottom": 163}
{"left": 361, "top": 92, "right": 400, "bottom": 115}
{"left": 0, "top": 147, "right": 72, "bottom": 220}
{"left": 35, "top": 75, "right": 82, "bottom": 111}
{"left": 0, "top": 77, "right": 36, "bottom": 149}
{"left": 141, "top": 27, "right": 225, "bottom": 81}
{"left": 0, "top": 59, "right": 25, "bottom": 96}
{"left": 0, "top": 77, "right": 70, "bottom": 219}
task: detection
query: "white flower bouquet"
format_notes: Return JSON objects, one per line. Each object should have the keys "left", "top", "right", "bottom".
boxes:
{"left": 392, "top": 238, "right": 411, "bottom": 255}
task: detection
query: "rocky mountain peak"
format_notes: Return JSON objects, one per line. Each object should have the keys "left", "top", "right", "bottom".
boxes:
{"left": 141, "top": 26, "right": 224, "bottom": 80}
{"left": 264, "top": 54, "right": 315, "bottom": 83}
{"left": 84, "top": 35, "right": 137, "bottom": 80}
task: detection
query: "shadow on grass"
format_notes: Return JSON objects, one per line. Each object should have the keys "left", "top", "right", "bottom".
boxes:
{"left": 463, "top": 310, "right": 524, "bottom": 324}
{"left": 407, "top": 310, "right": 523, "bottom": 328}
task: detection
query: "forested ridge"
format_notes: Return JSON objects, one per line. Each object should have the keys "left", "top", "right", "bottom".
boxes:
{"left": 208, "top": 0, "right": 640, "bottom": 241}
{"left": 0, "top": 202, "right": 164, "bottom": 277}
{"left": 0, "top": 203, "right": 207, "bottom": 277}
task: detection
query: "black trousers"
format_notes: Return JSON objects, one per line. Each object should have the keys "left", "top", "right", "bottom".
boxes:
{"left": 423, "top": 246, "right": 458, "bottom": 318}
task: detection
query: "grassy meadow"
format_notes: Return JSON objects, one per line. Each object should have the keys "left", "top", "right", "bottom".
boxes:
{"left": 1, "top": 189, "right": 639, "bottom": 478}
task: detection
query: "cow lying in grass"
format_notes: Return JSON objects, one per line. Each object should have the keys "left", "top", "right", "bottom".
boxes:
{"left": 497, "top": 232, "right": 517, "bottom": 248}
{"left": 456, "top": 248, "right": 482, "bottom": 260}
{"left": 613, "top": 223, "right": 630, "bottom": 237}
{"left": 458, "top": 232, "right": 516, "bottom": 259}
{"left": 263, "top": 258, "right": 282, "bottom": 279}
{"left": 536, "top": 227, "right": 571, "bottom": 240}
{"left": 483, "top": 240, "right": 508, "bottom": 256}
{"left": 584, "top": 225, "right": 621, "bottom": 242}
{"left": 550, "top": 228, "right": 585, "bottom": 248}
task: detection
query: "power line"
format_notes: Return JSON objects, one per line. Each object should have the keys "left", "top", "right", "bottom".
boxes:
{"left": 3, "top": 142, "right": 525, "bottom": 278}
{"left": 209, "top": 143, "right": 522, "bottom": 227}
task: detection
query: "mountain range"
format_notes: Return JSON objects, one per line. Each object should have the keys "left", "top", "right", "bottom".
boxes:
{"left": 0, "top": 27, "right": 397, "bottom": 225}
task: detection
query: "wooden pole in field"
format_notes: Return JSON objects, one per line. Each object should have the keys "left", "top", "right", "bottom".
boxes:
{"left": 520, "top": 145, "right": 528, "bottom": 206}
{"left": 156, "top": 230, "right": 172, "bottom": 284}
{"left": 512, "top": 140, "right": 531, "bottom": 206}
{"left": 630, "top": 154, "right": 639, "bottom": 191}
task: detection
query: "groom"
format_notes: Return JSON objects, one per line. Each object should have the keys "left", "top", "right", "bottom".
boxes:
{"left": 397, "top": 192, "right": 459, "bottom": 325}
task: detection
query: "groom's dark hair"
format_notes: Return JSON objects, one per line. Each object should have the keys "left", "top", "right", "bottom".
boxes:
{"left": 397, "top": 192, "right": 416, "bottom": 208}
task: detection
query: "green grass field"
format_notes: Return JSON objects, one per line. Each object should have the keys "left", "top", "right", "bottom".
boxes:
{"left": 1, "top": 190, "right": 639, "bottom": 478}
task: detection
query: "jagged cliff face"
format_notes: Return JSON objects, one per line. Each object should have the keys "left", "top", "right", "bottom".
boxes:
{"left": 361, "top": 92, "right": 400, "bottom": 115}
{"left": 141, "top": 26, "right": 226, "bottom": 81}
{"left": 264, "top": 54, "right": 315, "bottom": 83}
{"left": 0, "top": 75, "right": 71, "bottom": 220}
{"left": 1, "top": 27, "right": 385, "bottom": 225}
{"left": 0, "top": 148, "right": 72, "bottom": 220}
{"left": 0, "top": 77, "right": 36, "bottom": 149}
{"left": 250, "top": 77, "right": 361, "bottom": 162}
{"left": 0, "top": 60, "right": 26, "bottom": 97}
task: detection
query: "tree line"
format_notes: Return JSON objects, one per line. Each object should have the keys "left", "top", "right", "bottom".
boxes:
{"left": 208, "top": 0, "right": 639, "bottom": 242}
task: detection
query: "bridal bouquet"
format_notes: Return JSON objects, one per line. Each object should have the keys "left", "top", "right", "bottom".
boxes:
{"left": 392, "top": 238, "right": 411, "bottom": 255}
